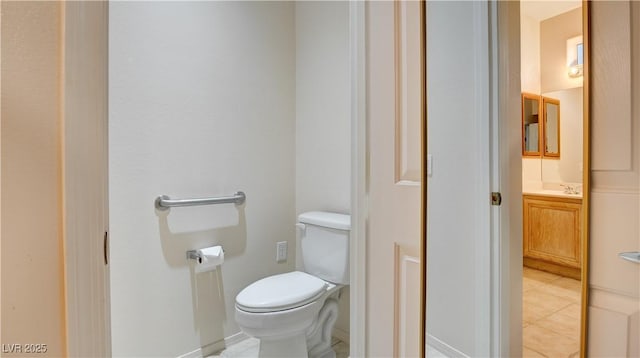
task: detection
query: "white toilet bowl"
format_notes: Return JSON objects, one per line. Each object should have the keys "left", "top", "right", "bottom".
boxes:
{"left": 234, "top": 271, "right": 341, "bottom": 358}
{"left": 234, "top": 212, "right": 350, "bottom": 358}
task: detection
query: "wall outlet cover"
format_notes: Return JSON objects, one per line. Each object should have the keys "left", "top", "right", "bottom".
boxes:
{"left": 276, "top": 241, "right": 287, "bottom": 263}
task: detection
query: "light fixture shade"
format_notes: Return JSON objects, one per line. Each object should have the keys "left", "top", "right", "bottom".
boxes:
{"left": 568, "top": 64, "right": 583, "bottom": 78}
{"left": 566, "top": 35, "right": 584, "bottom": 78}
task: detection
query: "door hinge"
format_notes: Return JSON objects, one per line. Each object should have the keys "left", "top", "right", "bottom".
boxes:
{"left": 491, "top": 192, "right": 502, "bottom": 206}
{"left": 103, "top": 231, "right": 109, "bottom": 265}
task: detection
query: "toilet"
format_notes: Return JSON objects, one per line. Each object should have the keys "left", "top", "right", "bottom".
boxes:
{"left": 235, "top": 211, "right": 350, "bottom": 358}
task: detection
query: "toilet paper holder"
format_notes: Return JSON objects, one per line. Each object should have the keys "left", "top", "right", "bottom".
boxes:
{"left": 186, "top": 250, "right": 203, "bottom": 263}
{"left": 186, "top": 246, "right": 225, "bottom": 272}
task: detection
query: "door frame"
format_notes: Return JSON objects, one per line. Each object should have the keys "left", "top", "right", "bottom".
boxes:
{"left": 579, "top": 3, "right": 591, "bottom": 356}
{"left": 495, "top": 1, "right": 592, "bottom": 356}
{"left": 348, "top": 1, "right": 367, "bottom": 357}
{"left": 493, "top": 1, "right": 524, "bottom": 356}
{"left": 62, "top": 2, "right": 111, "bottom": 356}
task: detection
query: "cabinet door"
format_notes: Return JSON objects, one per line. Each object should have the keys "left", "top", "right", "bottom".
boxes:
{"left": 523, "top": 196, "right": 582, "bottom": 269}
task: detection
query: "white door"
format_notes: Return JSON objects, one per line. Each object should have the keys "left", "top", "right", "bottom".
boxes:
{"left": 587, "top": 1, "right": 640, "bottom": 355}
{"left": 365, "top": 1, "right": 424, "bottom": 357}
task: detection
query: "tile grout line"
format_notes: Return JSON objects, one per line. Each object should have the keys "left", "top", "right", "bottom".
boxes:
{"left": 523, "top": 268, "right": 582, "bottom": 358}
{"left": 523, "top": 344, "right": 550, "bottom": 358}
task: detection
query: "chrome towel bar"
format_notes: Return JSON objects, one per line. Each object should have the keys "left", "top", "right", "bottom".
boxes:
{"left": 155, "top": 191, "right": 246, "bottom": 211}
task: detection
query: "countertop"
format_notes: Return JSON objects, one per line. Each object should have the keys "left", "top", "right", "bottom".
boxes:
{"left": 522, "top": 189, "right": 583, "bottom": 200}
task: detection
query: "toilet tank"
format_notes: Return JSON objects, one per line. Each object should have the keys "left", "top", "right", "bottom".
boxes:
{"left": 298, "top": 211, "right": 351, "bottom": 285}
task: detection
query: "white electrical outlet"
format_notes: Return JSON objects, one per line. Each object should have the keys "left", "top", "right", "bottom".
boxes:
{"left": 276, "top": 241, "right": 287, "bottom": 263}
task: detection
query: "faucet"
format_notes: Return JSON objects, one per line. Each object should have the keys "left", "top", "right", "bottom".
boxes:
{"left": 561, "top": 184, "right": 580, "bottom": 195}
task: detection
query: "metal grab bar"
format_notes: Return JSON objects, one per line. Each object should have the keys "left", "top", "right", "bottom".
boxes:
{"left": 155, "top": 191, "right": 245, "bottom": 211}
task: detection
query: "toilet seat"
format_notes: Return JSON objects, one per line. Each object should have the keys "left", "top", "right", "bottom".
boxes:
{"left": 236, "top": 271, "right": 329, "bottom": 313}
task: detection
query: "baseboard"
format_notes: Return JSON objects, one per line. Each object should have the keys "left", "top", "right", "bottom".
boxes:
{"left": 176, "top": 331, "right": 250, "bottom": 358}
{"left": 178, "top": 329, "right": 347, "bottom": 358}
{"left": 427, "top": 334, "right": 469, "bottom": 358}
{"left": 332, "top": 327, "right": 350, "bottom": 345}
{"left": 177, "top": 346, "right": 206, "bottom": 358}
{"left": 224, "top": 331, "right": 250, "bottom": 347}
{"left": 524, "top": 257, "right": 580, "bottom": 280}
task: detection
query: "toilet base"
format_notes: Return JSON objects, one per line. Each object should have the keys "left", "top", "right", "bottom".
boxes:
{"left": 251, "top": 295, "right": 340, "bottom": 358}
{"left": 236, "top": 282, "right": 344, "bottom": 358}
{"left": 306, "top": 296, "right": 339, "bottom": 358}
{"left": 259, "top": 333, "right": 308, "bottom": 358}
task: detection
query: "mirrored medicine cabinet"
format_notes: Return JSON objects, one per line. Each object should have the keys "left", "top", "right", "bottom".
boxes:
{"left": 521, "top": 93, "right": 560, "bottom": 159}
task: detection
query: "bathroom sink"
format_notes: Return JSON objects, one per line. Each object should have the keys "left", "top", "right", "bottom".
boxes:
{"left": 524, "top": 189, "right": 582, "bottom": 198}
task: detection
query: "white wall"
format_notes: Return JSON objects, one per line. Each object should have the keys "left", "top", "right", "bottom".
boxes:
{"left": 522, "top": 158, "right": 542, "bottom": 188}
{"left": 295, "top": 2, "right": 350, "bottom": 217}
{"left": 1, "top": 3, "right": 67, "bottom": 355}
{"left": 294, "top": 1, "right": 351, "bottom": 340}
{"left": 109, "top": 2, "right": 296, "bottom": 356}
{"left": 426, "top": 1, "right": 491, "bottom": 355}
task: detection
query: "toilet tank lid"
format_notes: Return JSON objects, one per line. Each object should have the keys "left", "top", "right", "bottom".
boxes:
{"left": 298, "top": 211, "right": 350, "bottom": 230}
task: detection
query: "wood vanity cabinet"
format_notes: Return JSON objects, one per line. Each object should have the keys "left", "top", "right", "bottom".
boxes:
{"left": 523, "top": 194, "right": 582, "bottom": 279}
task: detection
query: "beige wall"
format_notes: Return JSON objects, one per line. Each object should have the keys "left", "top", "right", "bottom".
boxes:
{"left": 589, "top": 1, "right": 640, "bottom": 356}
{"left": 540, "top": 87, "right": 583, "bottom": 184}
{"left": 521, "top": 14, "right": 541, "bottom": 94}
{"left": 540, "top": 7, "right": 583, "bottom": 93}
{"left": 521, "top": 7, "right": 584, "bottom": 187}
{"left": 1, "top": 2, "right": 66, "bottom": 356}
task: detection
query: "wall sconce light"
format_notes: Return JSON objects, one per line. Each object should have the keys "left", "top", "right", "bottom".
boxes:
{"left": 567, "top": 36, "right": 584, "bottom": 78}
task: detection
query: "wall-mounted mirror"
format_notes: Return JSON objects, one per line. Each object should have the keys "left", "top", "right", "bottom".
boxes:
{"left": 522, "top": 93, "right": 542, "bottom": 157}
{"left": 543, "top": 96, "right": 560, "bottom": 158}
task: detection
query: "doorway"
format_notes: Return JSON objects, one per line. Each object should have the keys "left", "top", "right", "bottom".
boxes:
{"left": 519, "top": 1, "right": 589, "bottom": 357}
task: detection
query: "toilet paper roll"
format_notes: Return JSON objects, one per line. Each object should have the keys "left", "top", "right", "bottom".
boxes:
{"left": 194, "top": 246, "right": 224, "bottom": 273}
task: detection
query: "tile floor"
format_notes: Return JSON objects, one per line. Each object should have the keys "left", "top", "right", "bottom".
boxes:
{"left": 210, "top": 269, "right": 580, "bottom": 358}
{"left": 209, "top": 337, "right": 348, "bottom": 358}
{"left": 523, "top": 267, "right": 581, "bottom": 358}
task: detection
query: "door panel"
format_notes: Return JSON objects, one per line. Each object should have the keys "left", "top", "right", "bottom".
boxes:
{"left": 588, "top": 1, "right": 640, "bottom": 356}
{"left": 394, "top": 245, "right": 421, "bottom": 358}
{"left": 366, "top": 1, "right": 423, "bottom": 356}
